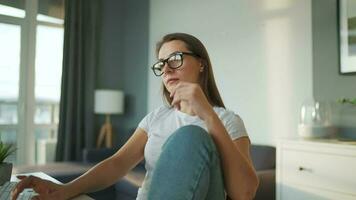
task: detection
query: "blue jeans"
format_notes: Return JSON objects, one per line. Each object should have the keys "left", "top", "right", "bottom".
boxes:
{"left": 147, "top": 125, "right": 226, "bottom": 200}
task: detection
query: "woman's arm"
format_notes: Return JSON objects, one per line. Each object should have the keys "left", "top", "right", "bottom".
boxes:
{"left": 12, "top": 128, "right": 148, "bottom": 200}
{"left": 205, "top": 115, "right": 259, "bottom": 200}
{"left": 170, "top": 82, "right": 258, "bottom": 199}
{"left": 64, "top": 127, "right": 148, "bottom": 198}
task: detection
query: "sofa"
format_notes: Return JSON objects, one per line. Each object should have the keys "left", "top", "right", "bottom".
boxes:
{"left": 60, "top": 144, "right": 275, "bottom": 200}
{"left": 250, "top": 145, "right": 276, "bottom": 200}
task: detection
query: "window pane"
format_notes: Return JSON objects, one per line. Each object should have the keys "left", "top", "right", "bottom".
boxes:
{"left": 0, "top": 102, "right": 17, "bottom": 124}
{"left": 35, "top": 25, "right": 63, "bottom": 102}
{"left": 34, "top": 25, "right": 63, "bottom": 126}
{"left": 0, "top": 23, "right": 20, "bottom": 125}
{"left": 54, "top": 103, "right": 59, "bottom": 124}
{"left": 35, "top": 129, "right": 57, "bottom": 164}
{"left": 35, "top": 128, "right": 52, "bottom": 140}
{"left": 34, "top": 103, "right": 52, "bottom": 124}
{"left": 34, "top": 24, "right": 62, "bottom": 164}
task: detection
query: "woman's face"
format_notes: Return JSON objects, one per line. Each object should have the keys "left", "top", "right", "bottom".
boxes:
{"left": 158, "top": 40, "right": 202, "bottom": 93}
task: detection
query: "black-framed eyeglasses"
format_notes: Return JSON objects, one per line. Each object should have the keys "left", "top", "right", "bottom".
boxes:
{"left": 151, "top": 51, "right": 200, "bottom": 76}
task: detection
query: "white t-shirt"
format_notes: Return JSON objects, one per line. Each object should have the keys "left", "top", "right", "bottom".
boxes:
{"left": 136, "top": 105, "right": 249, "bottom": 200}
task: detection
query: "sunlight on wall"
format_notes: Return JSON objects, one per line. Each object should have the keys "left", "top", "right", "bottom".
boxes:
{"left": 262, "top": 0, "right": 313, "bottom": 143}
{"left": 264, "top": 17, "right": 294, "bottom": 142}
{"left": 263, "top": 0, "right": 293, "bottom": 11}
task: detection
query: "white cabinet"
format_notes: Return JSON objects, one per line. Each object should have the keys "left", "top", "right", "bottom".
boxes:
{"left": 277, "top": 140, "right": 356, "bottom": 200}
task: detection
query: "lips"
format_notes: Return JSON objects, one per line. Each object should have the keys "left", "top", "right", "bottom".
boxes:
{"left": 166, "top": 78, "right": 179, "bottom": 85}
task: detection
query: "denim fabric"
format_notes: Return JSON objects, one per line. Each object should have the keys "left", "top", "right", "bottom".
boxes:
{"left": 147, "top": 125, "right": 225, "bottom": 200}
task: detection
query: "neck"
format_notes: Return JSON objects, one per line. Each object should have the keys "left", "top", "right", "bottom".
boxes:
{"left": 178, "top": 101, "right": 196, "bottom": 116}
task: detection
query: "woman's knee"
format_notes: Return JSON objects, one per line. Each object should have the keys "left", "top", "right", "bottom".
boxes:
{"left": 164, "top": 125, "right": 214, "bottom": 151}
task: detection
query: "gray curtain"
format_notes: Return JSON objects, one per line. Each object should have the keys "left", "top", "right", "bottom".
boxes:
{"left": 56, "top": 0, "right": 101, "bottom": 161}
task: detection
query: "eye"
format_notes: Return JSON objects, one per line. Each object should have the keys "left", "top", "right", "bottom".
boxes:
{"left": 153, "top": 61, "right": 164, "bottom": 71}
{"left": 168, "top": 54, "right": 182, "bottom": 62}
{"left": 167, "top": 54, "right": 182, "bottom": 68}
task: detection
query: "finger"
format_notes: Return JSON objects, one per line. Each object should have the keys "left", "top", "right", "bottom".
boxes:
{"left": 31, "top": 193, "right": 51, "bottom": 200}
{"left": 169, "top": 83, "right": 177, "bottom": 98}
{"left": 169, "top": 83, "right": 181, "bottom": 98}
{"left": 16, "top": 175, "right": 27, "bottom": 180}
{"left": 172, "top": 86, "right": 195, "bottom": 108}
{"left": 171, "top": 98, "right": 181, "bottom": 110}
{"left": 171, "top": 90, "right": 181, "bottom": 106}
{"left": 176, "top": 103, "right": 181, "bottom": 110}
{"left": 174, "top": 89, "right": 192, "bottom": 103}
{"left": 31, "top": 195, "right": 41, "bottom": 200}
{"left": 12, "top": 176, "right": 31, "bottom": 200}
{"left": 12, "top": 176, "right": 40, "bottom": 200}
{"left": 171, "top": 97, "right": 180, "bottom": 108}
{"left": 32, "top": 179, "right": 54, "bottom": 194}
{"left": 170, "top": 82, "right": 188, "bottom": 99}
{"left": 169, "top": 90, "right": 175, "bottom": 98}
{"left": 31, "top": 190, "right": 61, "bottom": 200}
{"left": 169, "top": 82, "right": 186, "bottom": 98}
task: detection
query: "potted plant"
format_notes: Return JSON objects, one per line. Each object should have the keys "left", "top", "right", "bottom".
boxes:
{"left": 336, "top": 98, "right": 356, "bottom": 140}
{"left": 338, "top": 98, "right": 356, "bottom": 106}
{"left": 0, "top": 141, "right": 16, "bottom": 185}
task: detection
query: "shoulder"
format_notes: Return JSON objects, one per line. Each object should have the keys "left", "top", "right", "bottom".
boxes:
{"left": 153, "top": 105, "right": 172, "bottom": 115}
{"left": 139, "top": 105, "right": 173, "bottom": 131}
{"left": 146, "top": 105, "right": 173, "bottom": 119}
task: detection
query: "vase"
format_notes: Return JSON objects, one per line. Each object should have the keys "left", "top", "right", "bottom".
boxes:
{"left": 0, "top": 162, "right": 13, "bottom": 186}
{"left": 298, "top": 99, "right": 337, "bottom": 138}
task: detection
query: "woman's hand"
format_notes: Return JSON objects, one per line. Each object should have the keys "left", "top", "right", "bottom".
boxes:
{"left": 11, "top": 175, "right": 68, "bottom": 200}
{"left": 170, "top": 81, "right": 215, "bottom": 121}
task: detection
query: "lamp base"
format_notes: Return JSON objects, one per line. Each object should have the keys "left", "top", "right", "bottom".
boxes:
{"left": 96, "top": 115, "right": 113, "bottom": 148}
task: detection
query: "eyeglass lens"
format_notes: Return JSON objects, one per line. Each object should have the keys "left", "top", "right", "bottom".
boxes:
{"left": 152, "top": 53, "right": 183, "bottom": 76}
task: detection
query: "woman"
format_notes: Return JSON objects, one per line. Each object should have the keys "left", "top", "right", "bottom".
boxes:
{"left": 12, "top": 33, "right": 258, "bottom": 200}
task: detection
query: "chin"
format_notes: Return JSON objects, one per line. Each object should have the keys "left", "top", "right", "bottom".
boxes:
{"left": 164, "top": 85, "right": 171, "bottom": 93}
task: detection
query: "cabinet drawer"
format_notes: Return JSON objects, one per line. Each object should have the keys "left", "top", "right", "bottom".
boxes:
{"left": 280, "top": 183, "right": 356, "bottom": 200}
{"left": 281, "top": 149, "right": 356, "bottom": 195}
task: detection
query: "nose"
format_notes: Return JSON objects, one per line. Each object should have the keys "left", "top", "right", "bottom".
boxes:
{"left": 162, "top": 62, "right": 173, "bottom": 75}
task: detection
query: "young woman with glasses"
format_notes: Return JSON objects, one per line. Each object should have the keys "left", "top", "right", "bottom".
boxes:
{"left": 12, "top": 33, "right": 259, "bottom": 200}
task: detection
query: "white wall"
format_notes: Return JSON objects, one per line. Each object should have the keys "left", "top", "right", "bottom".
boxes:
{"left": 148, "top": 0, "right": 313, "bottom": 145}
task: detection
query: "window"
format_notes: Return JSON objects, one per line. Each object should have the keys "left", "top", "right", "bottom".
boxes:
{"left": 0, "top": 21, "right": 21, "bottom": 164}
{"left": 0, "top": 0, "right": 64, "bottom": 165}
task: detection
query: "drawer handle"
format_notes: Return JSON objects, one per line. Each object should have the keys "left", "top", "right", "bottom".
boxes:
{"left": 298, "top": 166, "right": 313, "bottom": 172}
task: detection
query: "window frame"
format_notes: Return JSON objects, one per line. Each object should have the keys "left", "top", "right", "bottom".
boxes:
{"left": 0, "top": 0, "right": 64, "bottom": 165}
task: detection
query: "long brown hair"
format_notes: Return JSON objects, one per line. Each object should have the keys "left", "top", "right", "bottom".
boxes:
{"left": 156, "top": 33, "right": 225, "bottom": 108}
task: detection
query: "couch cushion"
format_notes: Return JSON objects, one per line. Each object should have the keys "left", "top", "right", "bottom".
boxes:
{"left": 250, "top": 145, "right": 276, "bottom": 170}
{"left": 115, "top": 163, "right": 146, "bottom": 198}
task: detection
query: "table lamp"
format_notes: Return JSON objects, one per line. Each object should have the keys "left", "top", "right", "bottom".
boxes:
{"left": 94, "top": 89, "right": 124, "bottom": 148}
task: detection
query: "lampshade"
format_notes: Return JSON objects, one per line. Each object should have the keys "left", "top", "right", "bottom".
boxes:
{"left": 94, "top": 90, "right": 124, "bottom": 114}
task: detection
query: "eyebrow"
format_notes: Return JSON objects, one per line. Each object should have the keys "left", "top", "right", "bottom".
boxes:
{"left": 158, "top": 51, "right": 181, "bottom": 61}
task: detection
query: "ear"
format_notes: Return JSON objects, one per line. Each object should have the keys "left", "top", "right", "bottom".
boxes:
{"left": 199, "top": 60, "right": 205, "bottom": 72}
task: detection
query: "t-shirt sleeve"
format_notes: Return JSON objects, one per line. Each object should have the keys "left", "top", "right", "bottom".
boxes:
{"left": 138, "top": 111, "right": 155, "bottom": 136}
{"left": 138, "top": 114, "right": 149, "bottom": 133}
{"left": 222, "top": 111, "right": 249, "bottom": 141}
{"left": 137, "top": 106, "right": 163, "bottom": 136}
